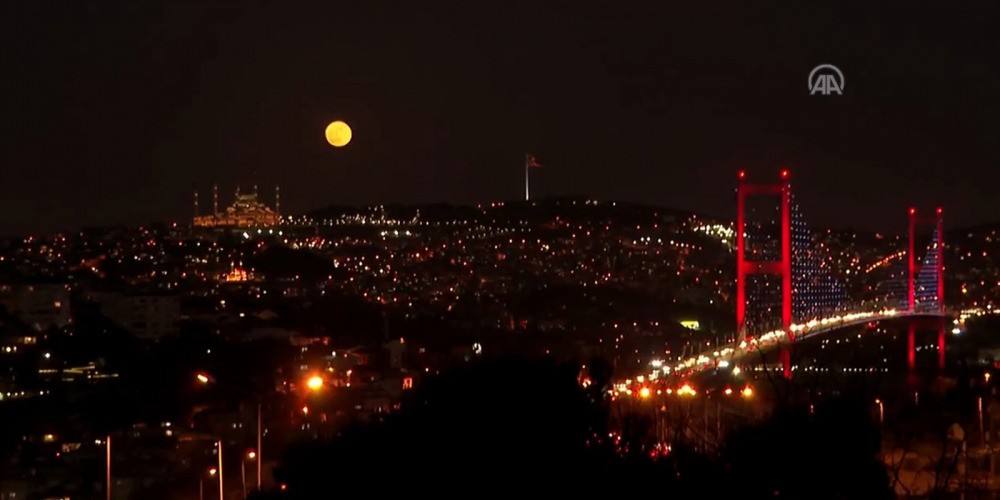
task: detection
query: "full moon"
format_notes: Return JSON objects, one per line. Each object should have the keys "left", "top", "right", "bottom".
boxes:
{"left": 325, "top": 120, "right": 352, "bottom": 147}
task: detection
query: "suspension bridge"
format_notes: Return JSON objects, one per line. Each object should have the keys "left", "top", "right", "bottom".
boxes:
{"left": 676, "top": 170, "right": 948, "bottom": 379}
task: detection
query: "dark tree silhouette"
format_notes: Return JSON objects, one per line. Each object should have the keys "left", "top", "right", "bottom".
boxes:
{"left": 261, "top": 358, "right": 894, "bottom": 499}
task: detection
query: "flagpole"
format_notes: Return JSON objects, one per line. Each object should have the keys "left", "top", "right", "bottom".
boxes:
{"left": 524, "top": 154, "right": 530, "bottom": 201}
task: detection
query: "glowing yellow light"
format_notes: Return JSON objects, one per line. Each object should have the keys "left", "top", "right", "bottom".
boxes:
{"left": 306, "top": 376, "right": 324, "bottom": 390}
{"left": 325, "top": 120, "right": 352, "bottom": 147}
{"left": 639, "top": 387, "right": 651, "bottom": 398}
{"left": 724, "top": 388, "right": 733, "bottom": 396}
{"left": 302, "top": 405, "right": 309, "bottom": 415}
{"left": 986, "top": 372, "right": 991, "bottom": 383}
{"left": 196, "top": 373, "right": 210, "bottom": 384}
{"left": 209, "top": 467, "right": 217, "bottom": 476}
{"left": 247, "top": 450, "right": 257, "bottom": 460}
{"left": 678, "top": 383, "right": 696, "bottom": 396}
{"left": 741, "top": 386, "right": 753, "bottom": 398}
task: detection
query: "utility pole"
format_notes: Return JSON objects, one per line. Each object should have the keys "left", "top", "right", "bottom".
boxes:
{"left": 218, "top": 440, "right": 224, "bottom": 500}
{"left": 106, "top": 435, "right": 112, "bottom": 500}
{"left": 257, "top": 400, "right": 262, "bottom": 490}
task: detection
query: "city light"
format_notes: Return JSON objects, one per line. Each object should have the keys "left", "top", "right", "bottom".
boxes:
{"left": 741, "top": 386, "right": 753, "bottom": 398}
{"left": 196, "top": 374, "right": 210, "bottom": 384}
{"left": 678, "top": 383, "right": 696, "bottom": 396}
{"left": 209, "top": 468, "right": 217, "bottom": 476}
{"left": 639, "top": 387, "right": 651, "bottom": 398}
{"left": 302, "top": 406, "right": 309, "bottom": 415}
{"left": 724, "top": 387, "right": 733, "bottom": 396}
{"left": 247, "top": 450, "right": 257, "bottom": 460}
{"left": 306, "top": 375, "right": 324, "bottom": 390}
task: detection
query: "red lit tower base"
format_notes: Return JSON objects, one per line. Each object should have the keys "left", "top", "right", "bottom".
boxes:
{"left": 907, "top": 208, "right": 945, "bottom": 371}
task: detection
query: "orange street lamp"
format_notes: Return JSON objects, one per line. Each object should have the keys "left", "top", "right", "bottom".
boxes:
{"left": 741, "top": 386, "right": 753, "bottom": 398}
{"left": 306, "top": 375, "right": 324, "bottom": 391}
{"left": 242, "top": 450, "right": 257, "bottom": 498}
{"left": 195, "top": 373, "right": 263, "bottom": 491}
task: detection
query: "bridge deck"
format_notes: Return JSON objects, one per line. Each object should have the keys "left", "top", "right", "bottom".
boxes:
{"left": 673, "top": 310, "right": 947, "bottom": 376}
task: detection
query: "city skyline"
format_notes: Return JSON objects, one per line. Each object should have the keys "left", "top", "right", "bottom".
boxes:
{"left": 6, "top": 3, "right": 1000, "bottom": 498}
{"left": 3, "top": 1, "right": 1000, "bottom": 235}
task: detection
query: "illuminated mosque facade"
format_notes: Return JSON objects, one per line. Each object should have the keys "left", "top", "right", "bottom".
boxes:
{"left": 193, "top": 184, "right": 281, "bottom": 228}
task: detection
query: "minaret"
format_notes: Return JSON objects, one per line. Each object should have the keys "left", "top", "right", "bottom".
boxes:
{"left": 213, "top": 184, "right": 219, "bottom": 215}
{"left": 275, "top": 185, "right": 280, "bottom": 216}
{"left": 194, "top": 191, "right": 200, "bottom": 217}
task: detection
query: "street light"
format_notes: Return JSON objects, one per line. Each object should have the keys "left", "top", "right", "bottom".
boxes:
{"left": 242, "top": 449, "right": 256, "bottom": 498}
{"left": 105, "top": 435, "right": 111, "bottom": 500}
{"left": 306, "top": 375, "right": 324, "bottom": 391}
{"left": 217, "top": 440, "right": 224, "bottom": 500}
{"left": 201, "top": 467, "right": 218, "bottom": 500}
{"left": 875, "top": 398, "right": 884, "bottom": 424}
{"left": 195, "top": 373, "right": 263, "bottom": 492}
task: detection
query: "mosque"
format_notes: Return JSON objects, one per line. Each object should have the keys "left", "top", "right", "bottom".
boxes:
{"left": 193, "top": 184, "right": 280, "bottom": 228}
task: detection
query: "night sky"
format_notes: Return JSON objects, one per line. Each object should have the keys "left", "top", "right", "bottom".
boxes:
{"left": 3, "top": 1, "right": 999, "bottom": 235}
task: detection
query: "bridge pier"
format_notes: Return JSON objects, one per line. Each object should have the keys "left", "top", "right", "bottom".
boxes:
{"left": 908, "top": 323, "right": 916, "bottom": 371}
{"left": 780, "top": 347, "right": 791, "bottom": 379}
{"left": 907, "top": 317, "right": 948, "bottom": 372}
{"left": 938, "top": 318, "right": 946, "bottom": 370}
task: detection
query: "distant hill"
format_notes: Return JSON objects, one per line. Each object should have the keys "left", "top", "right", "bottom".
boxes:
{"left": 305, "top": 197, "right": 699, "bottom": 226}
